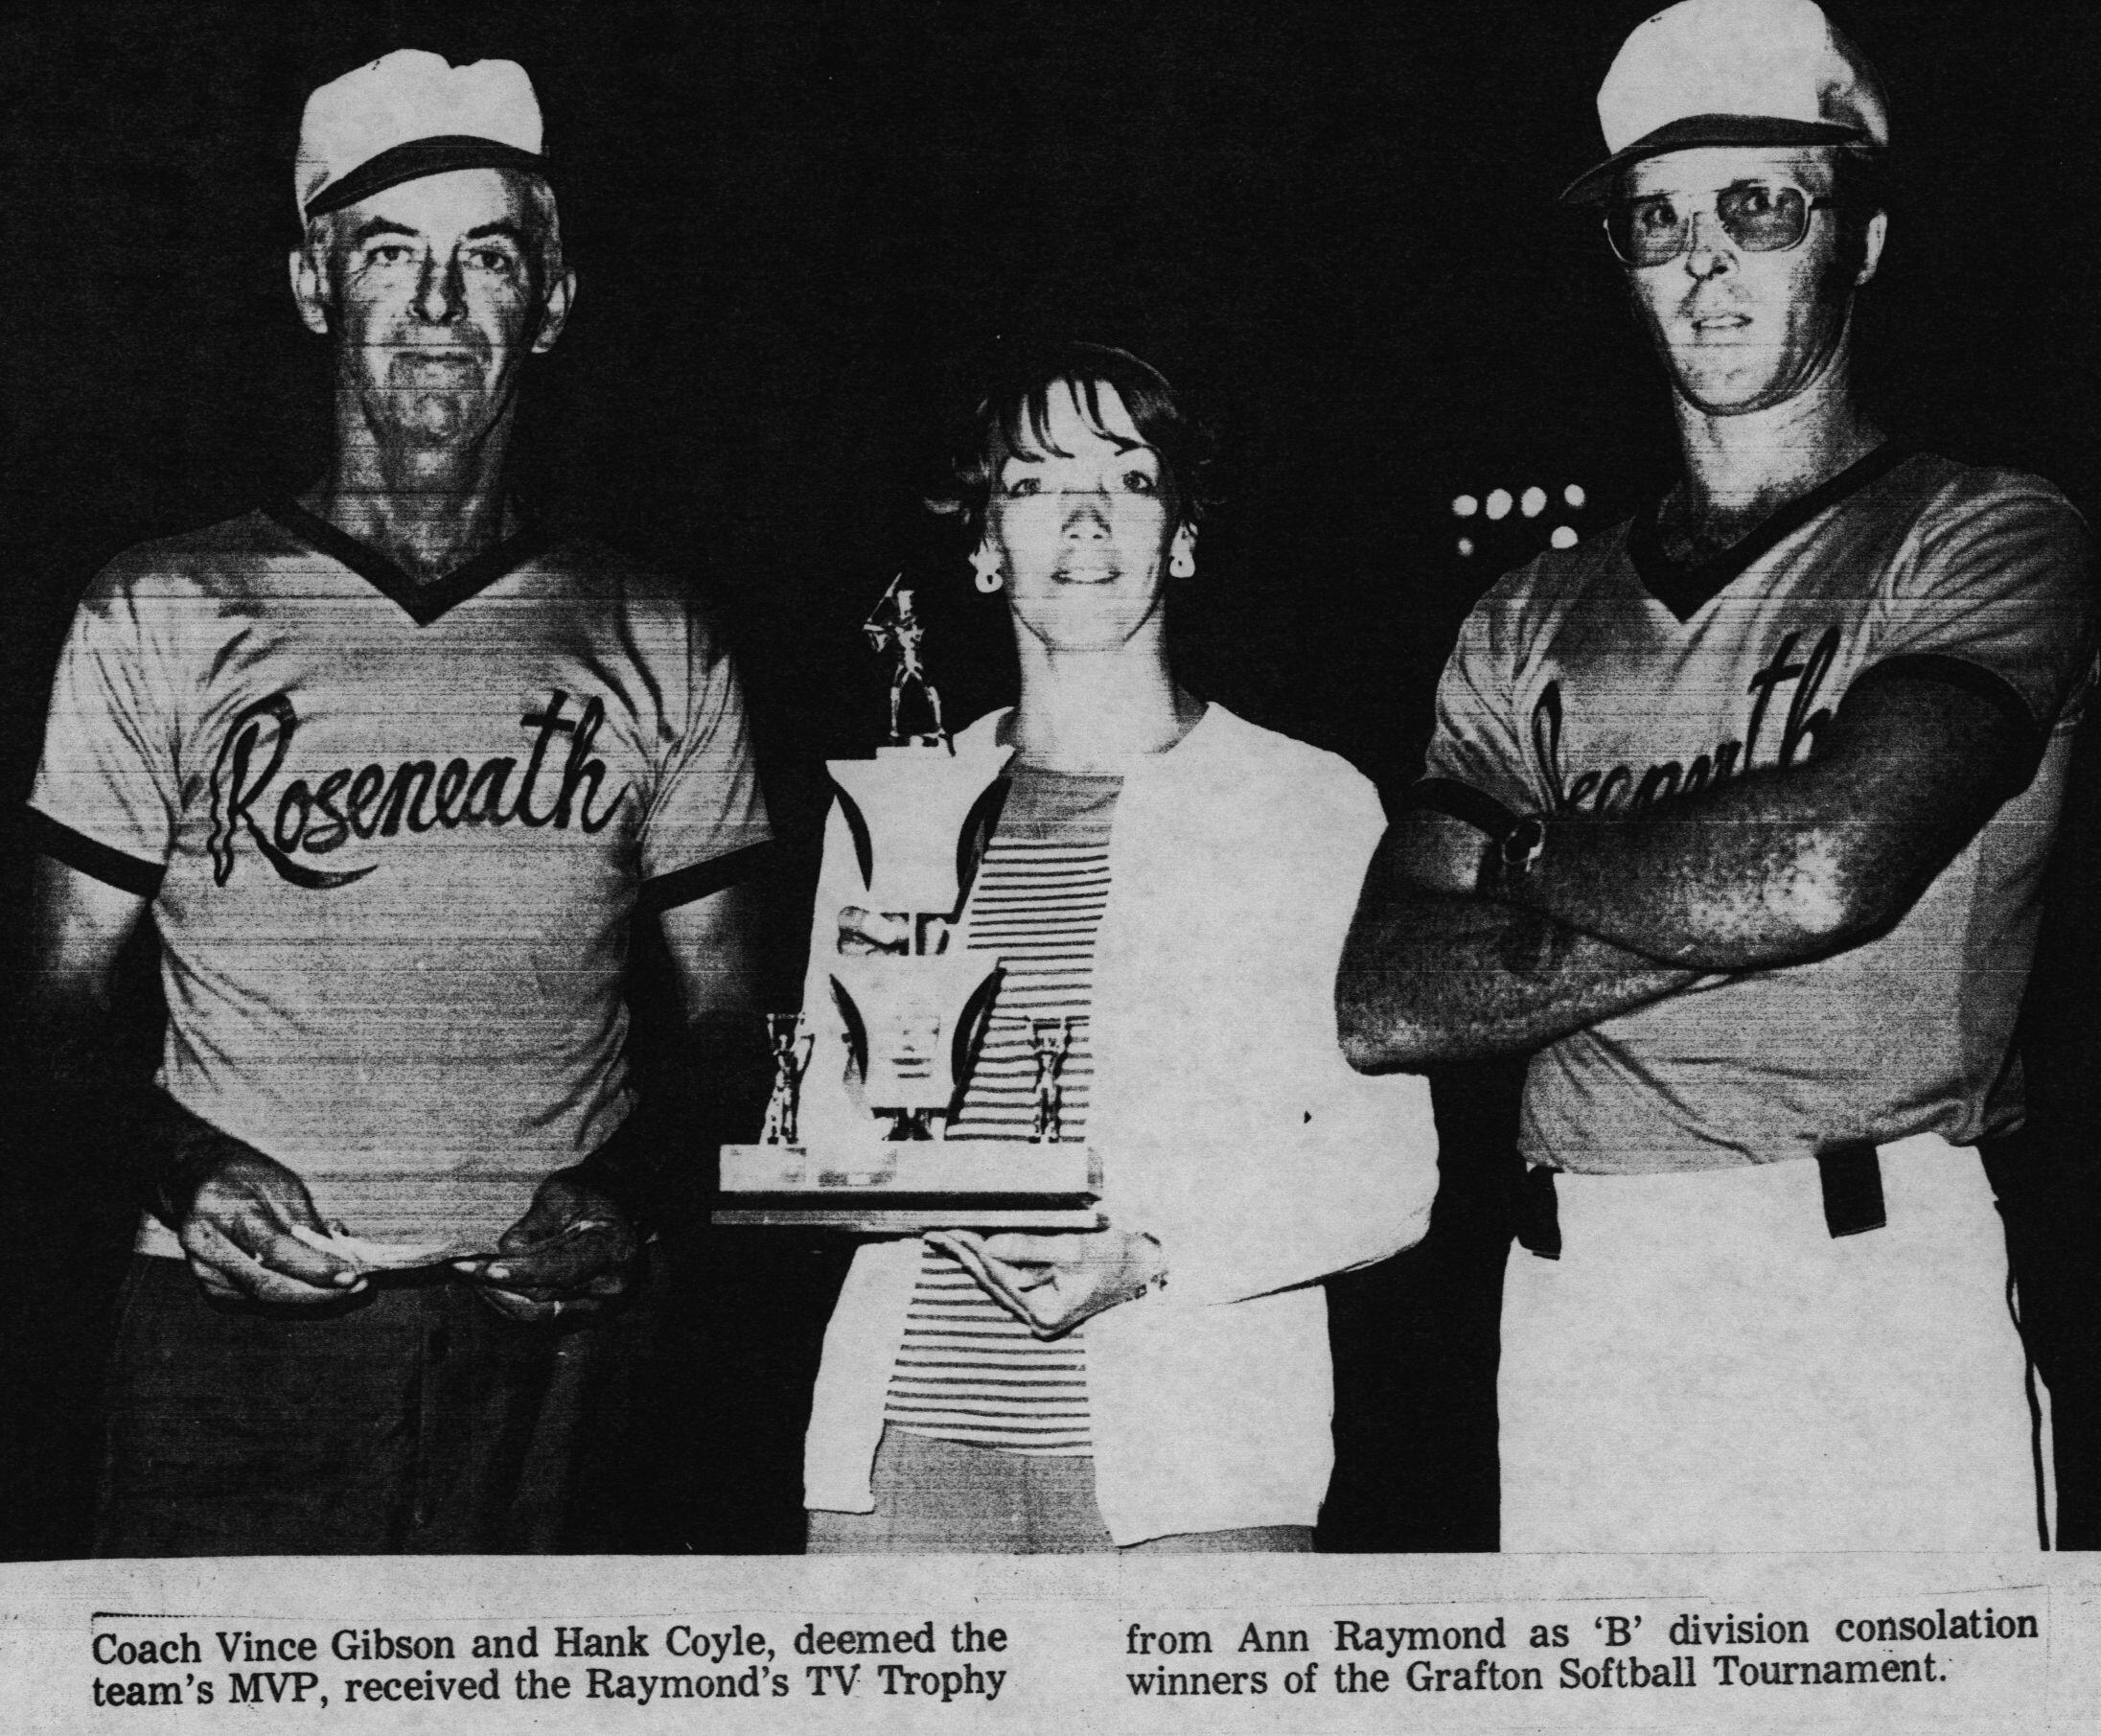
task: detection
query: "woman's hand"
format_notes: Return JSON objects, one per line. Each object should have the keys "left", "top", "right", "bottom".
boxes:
{"left": 926, "top": 1228, "right": 1165, "bottom": 1338}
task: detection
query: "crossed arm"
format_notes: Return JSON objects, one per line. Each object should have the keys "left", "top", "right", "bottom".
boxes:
{"left": 1337, "top": 665, "right": 2041, "bottom": 1074}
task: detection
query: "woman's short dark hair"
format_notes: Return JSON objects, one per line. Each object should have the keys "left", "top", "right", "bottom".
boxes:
{"left": 928, "top": 340, "right": 1214, "bottom": 544}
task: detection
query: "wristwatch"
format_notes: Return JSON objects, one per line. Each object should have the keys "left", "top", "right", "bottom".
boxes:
{"left": 1480, "top": 815, "right": 1548, "bottom": 897}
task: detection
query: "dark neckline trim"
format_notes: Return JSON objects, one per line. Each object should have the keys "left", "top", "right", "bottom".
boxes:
{"left": 265, "top": 498, "right": 554, "bottom": 627}
{"left": 1628, "top": 442, "right": 1917, "bottom": 624}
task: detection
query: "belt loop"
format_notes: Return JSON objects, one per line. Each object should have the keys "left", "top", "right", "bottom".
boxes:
{"left": 1515, "top": 1165, "right": 1561, "bottom": 1260}
{"left": 1816, "top": 1141, "right": 1886, "bottom": 1238}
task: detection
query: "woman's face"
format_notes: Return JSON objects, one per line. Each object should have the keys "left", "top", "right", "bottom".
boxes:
{"left": 981, "top": 378, "right": 1192, "bottom": 654}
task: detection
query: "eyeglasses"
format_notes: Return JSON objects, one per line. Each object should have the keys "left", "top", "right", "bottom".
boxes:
{"left": 1604, "top": 181, "right": 1835, "bottom": 267}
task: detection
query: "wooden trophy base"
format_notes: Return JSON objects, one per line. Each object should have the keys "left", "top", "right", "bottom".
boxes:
{"left": 713, "top": 1140, "right": 1103, "bottom": 1231}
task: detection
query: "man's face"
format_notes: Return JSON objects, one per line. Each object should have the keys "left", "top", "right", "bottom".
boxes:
{"left": 293, "top": 168, "right": 571, "bottom": 451}
{"left": 1619, "top": 147, "right": 1874, "bottom": 417}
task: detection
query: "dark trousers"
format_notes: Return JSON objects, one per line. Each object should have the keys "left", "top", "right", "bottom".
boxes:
{"left": 92, "top": 1254, "right": 655, "bottom": 1557}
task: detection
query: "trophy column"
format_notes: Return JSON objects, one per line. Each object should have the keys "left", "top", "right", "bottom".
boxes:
{"left": 715, "top": 583, "right": 1102, "bottom": 1231}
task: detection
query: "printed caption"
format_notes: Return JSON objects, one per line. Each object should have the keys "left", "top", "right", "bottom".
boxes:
{"left": 84, "top": 1592, "right": 2043, "bottom": 1718}
{"left": 88, "top": 1617, "right": 1017, "bottom": 1709}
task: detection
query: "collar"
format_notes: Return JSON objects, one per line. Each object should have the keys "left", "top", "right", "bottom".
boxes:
{"left": 1627, "top": 442, "right": 1916, "bottom": 622}
{"left": 266, "top": 498, "right": 554, "bottom": 627}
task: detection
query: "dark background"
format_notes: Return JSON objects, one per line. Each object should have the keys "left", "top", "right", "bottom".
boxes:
{"left": 2, "top": 0, "right": 2095, "bottom": 1558}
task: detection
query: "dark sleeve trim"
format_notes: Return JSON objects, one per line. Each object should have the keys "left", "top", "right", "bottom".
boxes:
{"left": 637, "top": 839, "right": 775, "bottom": 916}
{"left": 26, "top": 807, "right": 164, "bottom": 899}
{"left": 1855, "top": 654, "right": 2043, "bottom": 748}
{"left": 1397, "top": 776, "right": 1520, "bottom": 841}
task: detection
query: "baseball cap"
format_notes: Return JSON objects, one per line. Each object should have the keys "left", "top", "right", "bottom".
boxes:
{"left": 296, "top": 50, "right": 548, "bottom": 222}
{"left": 1560, "top": 0, "right": 1888, "bottom": 204}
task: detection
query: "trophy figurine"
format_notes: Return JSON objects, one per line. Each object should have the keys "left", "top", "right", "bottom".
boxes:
{"left": 761, "top": 1012, "right": 814, "bottom": 1146}
{"left": 1030, "top": 1017, "right": 1074, "bottom": 1143}
{"left": 863, "top": 575, "right": 946, "bottom": 747}
{"left": 714, "top": 576, "right": 1102, "bottom": 1231}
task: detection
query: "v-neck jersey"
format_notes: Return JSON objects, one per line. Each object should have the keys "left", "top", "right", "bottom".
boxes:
{"left": 1420, "top": 449, "right": 2092, "bottom": 1174}
{"left": 29, "top": 504, "right": 773, "bottom": 1254}
{"left": 264, "top": 498, "right": 556, "bottom": 627}
{"left": 1627, "top": 441, "right": 1918, "bottom": 622}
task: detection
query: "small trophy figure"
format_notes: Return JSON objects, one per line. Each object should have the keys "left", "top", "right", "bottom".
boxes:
{"left": 1030, "top": 1017, "right": 1074, "bottom": 1143}
{"left": 864, "top": 574, "right": 946, "bottom": 747}
{"left": 761, "top": 1012, "right": 814, "bottom": 1146}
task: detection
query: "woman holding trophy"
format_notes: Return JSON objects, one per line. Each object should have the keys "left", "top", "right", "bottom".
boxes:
{"left": 797, "top": 342, "right": 1439, "bottom": 1552}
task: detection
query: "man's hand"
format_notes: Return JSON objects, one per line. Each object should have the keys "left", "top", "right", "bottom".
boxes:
{"left": 926, "top": 1228, "right": 1164, "bottom": 1338}
{"left": 179, "top": 1148, "right": 366, "bottom": 1307}
{"left": 1338, "top": 808, "right": 1697, "bottom": 1072}
{"left": 452, "top": 1174, "right": 639, "bottom": 1325}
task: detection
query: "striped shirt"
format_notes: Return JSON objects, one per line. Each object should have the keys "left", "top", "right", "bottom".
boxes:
{"left": 884, "top": 765, "right": 1121, "bottom": 1455}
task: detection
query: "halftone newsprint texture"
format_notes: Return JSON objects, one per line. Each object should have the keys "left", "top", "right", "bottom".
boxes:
{"left": 3, "top": 2, "right": 2100, "bottom": 1731}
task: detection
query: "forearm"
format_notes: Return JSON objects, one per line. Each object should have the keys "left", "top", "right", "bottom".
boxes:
{"left": 578, "top": 1007, "right": 773, "bottom": 1229}
{"left": 1148, "top": 1048, "right": 1442, "bottom": 1305}
{"left": 619, "top": 878, "right": 774, "bottom": 1225}
{"left": 1155, "top": 1154, "right": 1430, "bottom": 1308}
{"left": 1510, "top": 771, "right": 1924, "bottom": 969}
{"left": 1502, "top": 675, "right": 2031, "bottom": 970}
{"left": 131, "top": 1092, "right": 266, "bottom": 1229}
{"left": 15, "top": 980, "right": 254, "bottom": 1227}
{"left": 684, "top": 1005, "right": 775, "bottom": 1158}
{"left": 1338, "top": 885, "right": 1697, "bottom": 1073}
{"left": 45, "top": 1075, "right": 253, "bottom": 1232}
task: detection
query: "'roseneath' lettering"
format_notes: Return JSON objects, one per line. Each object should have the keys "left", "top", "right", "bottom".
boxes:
{"left": 1531, "top": 625, "right": 1841, "bottom": 815}
{"left": 206, "top": 688, "right": 627, "bottom": 890}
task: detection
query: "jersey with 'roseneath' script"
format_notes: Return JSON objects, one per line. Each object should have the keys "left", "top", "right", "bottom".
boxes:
{"left": 30, "top": 502, "right": 772, "bottom": 1250}
{"left": 1421, "top": 448, "right": 2093, "bottom": 1174}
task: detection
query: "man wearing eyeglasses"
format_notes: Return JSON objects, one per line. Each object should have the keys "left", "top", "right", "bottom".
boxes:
{"left": 1339, "top": 0, "right": 2091, "bottom": 1550}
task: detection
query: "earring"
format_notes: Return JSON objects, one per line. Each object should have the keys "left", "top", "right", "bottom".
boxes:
{"left": 971, "top": 548, "right": 1004, "bottom": 593}
{"left": 1168, "top": 544, "right": 1195, "bottom": 579}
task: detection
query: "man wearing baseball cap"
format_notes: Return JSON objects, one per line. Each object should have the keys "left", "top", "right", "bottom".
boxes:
{"left": 23, "top": 51, "right": 772, "bottom": 1553}
{"left": 1340, "top": 0, "right": 2090, "bottom": 1549}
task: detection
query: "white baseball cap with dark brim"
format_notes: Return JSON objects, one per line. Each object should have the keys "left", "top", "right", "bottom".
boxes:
{"left": 297, "top": 50, "right": 549, "bottom": 222}
{"left": 1560, "top": 0, "right": 1888, "bottom": 205}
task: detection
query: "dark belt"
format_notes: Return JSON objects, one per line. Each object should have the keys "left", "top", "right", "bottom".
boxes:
{"left": 1515, "top": 1141, "right": 1887, "bottom": 1261}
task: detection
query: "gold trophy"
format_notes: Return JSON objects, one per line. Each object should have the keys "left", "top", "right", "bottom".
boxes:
{"left": 715, "top": 579, "right": 1102, "bottom": 1230}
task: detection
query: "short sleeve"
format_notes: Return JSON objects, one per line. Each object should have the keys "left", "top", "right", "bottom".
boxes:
{"left": 1416, "top": 590, "right": 1535, "bottom": 823}
{"left": 28, "top": 573, "right": 177, "bottom": 891}
{"left": 1872, "top": 477, "right": 2094, "bottom": 743}
{"left": 635, "top": 611, "right": 773, "bottom": 912}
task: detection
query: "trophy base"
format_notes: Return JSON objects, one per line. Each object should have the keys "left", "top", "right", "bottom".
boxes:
{"left": 713, "top": 1141, "right": 1103, "bottom": 1232}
